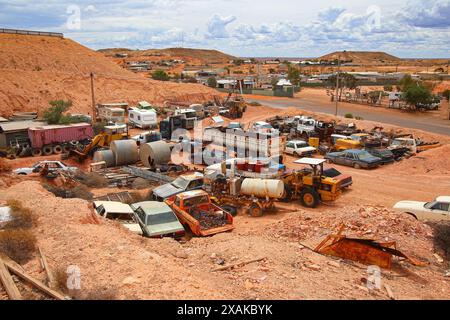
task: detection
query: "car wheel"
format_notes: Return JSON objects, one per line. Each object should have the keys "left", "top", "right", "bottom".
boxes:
{"left": 248, "top": 203, "right": 263, "bottom": 217}
{"left": 300, "top": 188, "right": 320, "bottom": 208}
{"left": 406, "top": 212, "right": 418, "bottom": 220}
{"left": 353, "top": 163, "right": 361, "bottom": 169}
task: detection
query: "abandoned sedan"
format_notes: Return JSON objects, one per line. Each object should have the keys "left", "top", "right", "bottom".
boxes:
{"left": 131, "top": 201, "right": 185, "bottom": 238}
{"left": 151, "top": 172, "right": 204, "bottom": 201}
{"left": 323, "top": 168, "right": 353, "bottom": 188}
{"left": 14, "top": 161, "right": 78, "bottom": 175}
{"left": 393, "top": 196, "right": 450, "bottom": 222}
{"left": 93, "top": 201, "right": 142, "bottom": 235}
{"left": 325, "top": 150, "right": 383, "bottom": 169}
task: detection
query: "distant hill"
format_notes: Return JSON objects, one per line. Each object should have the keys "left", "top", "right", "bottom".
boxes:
{"left": 100, "top": 47, "right": 236, "bottom": 64}
{"left": 0, "top": 34, "right": 217, "bottom": 116}
{"left": 319, "top": 51, "right": 401, "bottom": 64}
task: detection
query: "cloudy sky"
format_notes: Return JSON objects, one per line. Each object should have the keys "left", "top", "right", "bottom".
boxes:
{"left": 0, "top": 0, "right": 449, "bottom": 58}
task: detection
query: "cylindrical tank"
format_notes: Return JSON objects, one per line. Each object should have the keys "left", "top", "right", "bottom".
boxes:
{"left": 93, "top": 150, "right": 116, "bottom": 168}
{"left": 110, "top": 140, "right": 139, "bottom": 166}
{"left": 139, "top": 140, "right": 171, "bottom": 168}
{"left": 240, "top": 179, "right": 284, "bottom": 199}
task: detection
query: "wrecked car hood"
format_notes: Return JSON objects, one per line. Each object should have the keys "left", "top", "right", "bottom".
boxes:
{"left": 153, "top": 183, "right": 182, "bottom": 199}
{"left": 394, "top": 201, "right": 427, "bottom": 211}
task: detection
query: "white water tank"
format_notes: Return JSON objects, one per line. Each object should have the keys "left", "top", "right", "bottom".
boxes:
{"left": 240, "top": 179, "right": 284, "bottom": 199}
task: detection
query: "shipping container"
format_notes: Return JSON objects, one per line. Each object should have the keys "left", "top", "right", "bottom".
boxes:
{"left": 28, "top": 123, "right": 93, "bottom": 150}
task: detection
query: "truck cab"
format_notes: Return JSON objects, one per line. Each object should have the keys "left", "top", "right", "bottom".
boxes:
{"left": 174, "top": 109, "right": 198, "bottom": 130}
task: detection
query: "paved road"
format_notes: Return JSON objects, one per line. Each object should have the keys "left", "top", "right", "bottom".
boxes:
{"left": 249, "top": 96, "right": 450, "bottom": 136}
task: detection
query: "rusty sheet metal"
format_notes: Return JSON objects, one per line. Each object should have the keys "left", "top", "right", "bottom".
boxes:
{"left": 315, "top": 227, "right": 426, "bottom": 269}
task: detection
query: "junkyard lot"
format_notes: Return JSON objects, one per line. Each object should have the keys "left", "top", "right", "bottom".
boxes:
{"left": 1, "top": 105, "right": 450, "bottom": 300}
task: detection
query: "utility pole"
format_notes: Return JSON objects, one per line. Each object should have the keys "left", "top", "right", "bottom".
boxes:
{"left": 90, "top": 72, "right": 96, "bottom": 124}
{"left": 335, "top": 54, "right": 341, "bottom": 116}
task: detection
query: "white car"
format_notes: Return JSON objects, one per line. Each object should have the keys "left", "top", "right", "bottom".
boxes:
{"left": 13, "top": 161, "right": 78, "bottom": 175}
{"left": 393, "top": 196, "right": 450, "bottom": 222}
{"left": 252, "top": 121, "right": 277, "bottom": 133}
{"left": 284, "top": 140, "right": 317, "bottom": 157}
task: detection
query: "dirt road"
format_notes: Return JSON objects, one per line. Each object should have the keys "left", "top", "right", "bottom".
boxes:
{"left": 247, "top": 90, "right": 450, "bottom": 136}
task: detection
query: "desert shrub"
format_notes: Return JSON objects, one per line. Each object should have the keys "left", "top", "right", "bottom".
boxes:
{"left": 75, "top": 172, "right": 108, "bottom": 188}
{"left": 43, "top": 184, "right": 93, "bottom": 200}
{"left": 43, "top": 184, "right": 69, "bottom": 198}
{"left": 0, "top": 158, "right": 12, "bottom": 173}
{"left": 43, "top": 100, "right": 73, "bottom": 125}
{"left": 355, "top": 116, "right": 364, "bottom": 120}
{"left": 70, "top": 185, "right": 93, "bottom": 200}
{"left": 4, "top": 200, "right": 36, "bottom": 229}
{"left": 123, "top": 191, "right": 148, "bottom": 205}
{"left": 345, "top": 113, "right": 354, "bottom": 119}
{"left": 0, "top": 229, "right": 37, "bottom": 264}
{"left": 93, "top": 122, "right": 107, "bottom": 135}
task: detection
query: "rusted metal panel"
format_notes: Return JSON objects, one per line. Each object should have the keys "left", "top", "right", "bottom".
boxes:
{"left": 315, "top": 226, "right": 426, "bottom": 269}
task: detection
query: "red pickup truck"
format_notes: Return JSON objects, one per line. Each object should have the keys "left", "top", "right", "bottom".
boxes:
{"left": 165, "top": 190, "right": 234, "bottom": 237}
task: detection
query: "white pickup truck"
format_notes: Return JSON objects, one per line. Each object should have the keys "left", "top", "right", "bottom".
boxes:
{"left": 284, "top": 140, "right": 316, "bottom": 157}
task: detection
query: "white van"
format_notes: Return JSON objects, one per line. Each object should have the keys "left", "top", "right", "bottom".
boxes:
{"left": 129, "top": 108, "right": 158, "bottom": 129}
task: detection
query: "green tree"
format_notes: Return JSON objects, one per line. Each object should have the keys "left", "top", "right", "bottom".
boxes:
{"left": 43, "top": 100, "right": 73, "bottom": 124}
{"left": 383, "top": 85, "right": 393, "bottom": 92}
{"left": 327, "top": 73, "right": 357, "bottom": 100}
{"left": 271, "top": 77, "right": 279, "bottom": 90}
{"left": 287, "top": 65, "right": 301, "bottom": 86}
{"left": 402, "top": 85, "right": 433, "bottom": 110}
{"left": 397, "top": 74, "right": 417, "bottom": 92}
{"left": 207, "top": 77, "right": 217, "bottom": 88}
{"left": 442, "top": 89, "right": 450, "bottom": 100}
{"left": 151, "top": 70, "right": 170, "bottom": 81}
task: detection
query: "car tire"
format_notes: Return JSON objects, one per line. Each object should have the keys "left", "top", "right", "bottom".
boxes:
{"left": 32, "top": 148, "right": 42, "bottom": 157}
{"left": 53, "top": 145, "right": 63, "bottom": 154}
{"left": 43, "top": 146, "right": 53, "bottom": 156}
{"left": 353, "top": 163, "right": 361, "bottom": 169}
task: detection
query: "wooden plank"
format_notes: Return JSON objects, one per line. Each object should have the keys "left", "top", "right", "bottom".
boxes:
{"left": 0, "top": 259, "right": 22, "bottom": 300}
{"left": 0, "top": 253, "right": 25, "bottom": 273}
{"left": 3, "top": 260, "right": 66, "bottom": 300}
{"left": 211, "top": 257, "right": 267, "bottom": 272}
{"left": 38, "top": 247, "right": 55, "bottom": 289}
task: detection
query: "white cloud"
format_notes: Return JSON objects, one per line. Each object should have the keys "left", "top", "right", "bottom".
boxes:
{"left": 206, "top": 14, "right": 236, "bottom": 39}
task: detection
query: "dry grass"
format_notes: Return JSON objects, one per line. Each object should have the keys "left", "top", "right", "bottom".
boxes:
{"left": 74, "top": 172, "right": 108, "bottom": 188}
{"left": 0, "top": 158, "right": 12, "bottom": 173}
{"left": 70, "top": 185, "right": 93, "bottom": 200}
{"left": 4, "top": 199, "right": 37, "bottom": 229}
{"left": 0, "top": 229, "right": 37, "bottom": 264}
{"left": 43, "top": 184, "right": 93, "bottom": 200}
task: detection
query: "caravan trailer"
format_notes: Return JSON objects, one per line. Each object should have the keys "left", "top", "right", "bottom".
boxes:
{"left": 128, "top": 108, "right": 158, "bottom": 129}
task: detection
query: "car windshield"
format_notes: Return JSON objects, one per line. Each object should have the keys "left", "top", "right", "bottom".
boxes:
{"left": 183, "top": 195, "right": 209, "bottom": 208}
{"left": 357, "top": 152, "right": 373, "bottom": 160}
{"left": 297, "top": 142, "right": 308, "bottom": 148}
{"left": 171, "top": 177, "right": 190, "bottom": 189}
{"left": 424, "top": 202, "right": 436, "bottom": 209}
{"left": 324, "top": 168, "right": 341, "bottom": 177}
{"left": 146, "top": 212, "right": 178, "bottom": 225}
